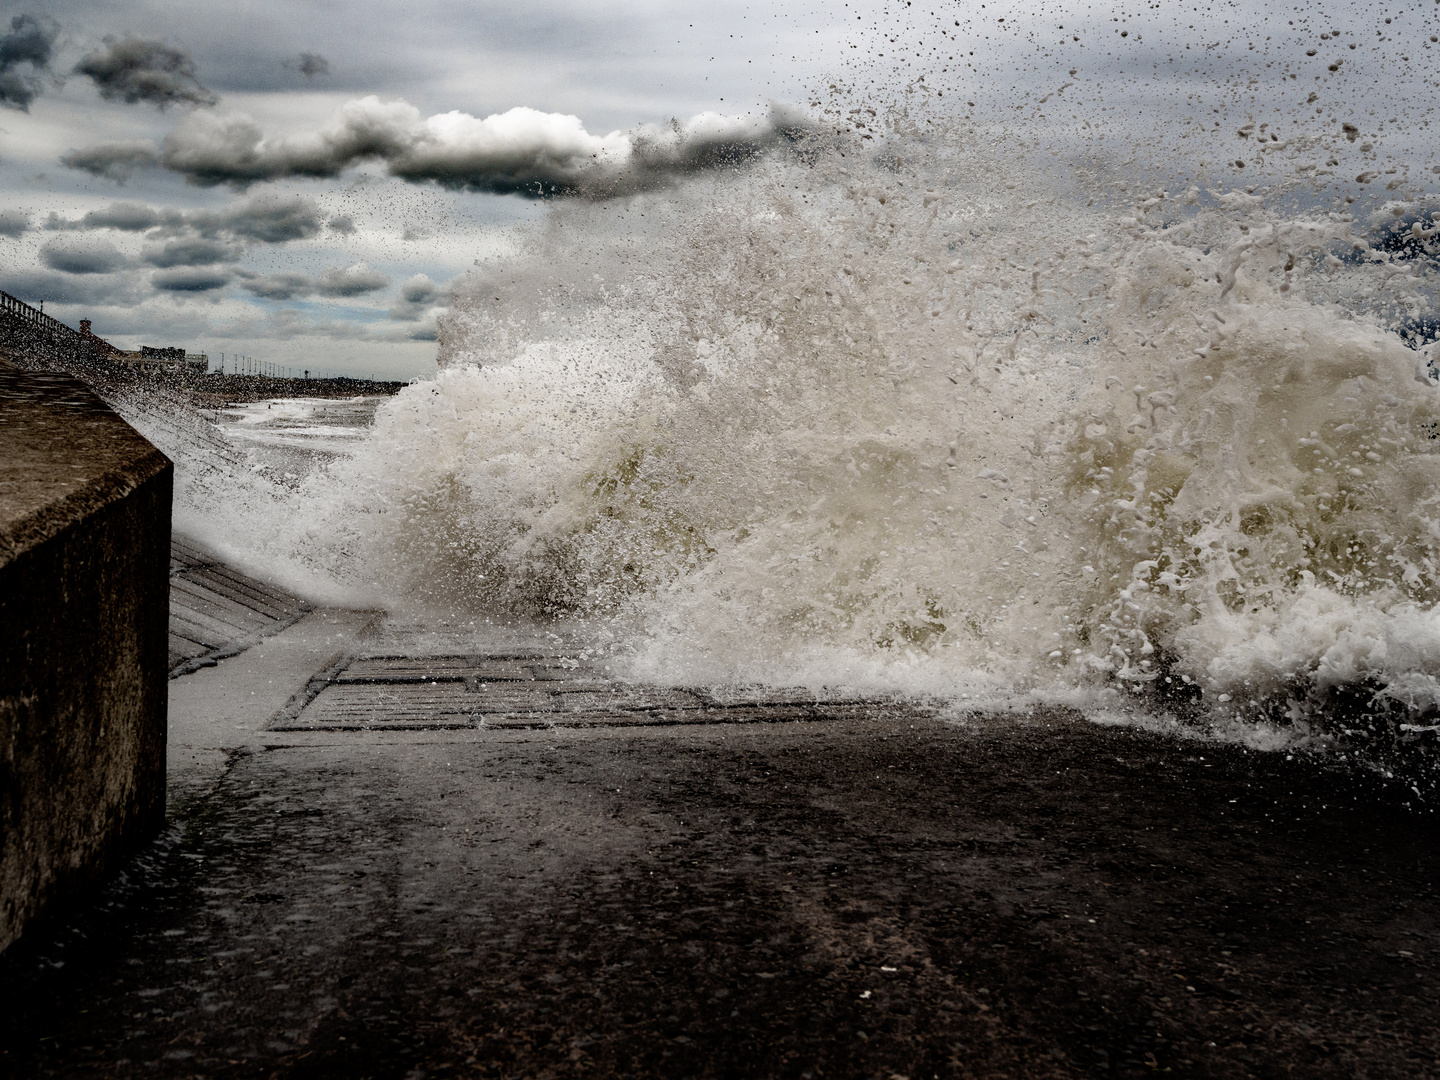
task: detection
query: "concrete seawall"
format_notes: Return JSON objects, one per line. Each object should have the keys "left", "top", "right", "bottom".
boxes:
{"left": 0, "top": 360, "right": 172, "bottom": 952}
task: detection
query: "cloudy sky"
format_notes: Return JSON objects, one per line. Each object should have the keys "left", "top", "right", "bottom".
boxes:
{"left": 1, "top": 1, "right": 841, "bottom": 378}
{"left": 1, "top": 1, "right": 1434, "bottom": 378}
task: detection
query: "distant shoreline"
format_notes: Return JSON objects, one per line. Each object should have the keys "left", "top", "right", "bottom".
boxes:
{"left": 140, "top": 370, "right": 410, "bottom": 407}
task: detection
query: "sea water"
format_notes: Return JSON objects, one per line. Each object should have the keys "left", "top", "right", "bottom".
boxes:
{"left": 141, "top": 5, "right": 1440, "bottom": 788}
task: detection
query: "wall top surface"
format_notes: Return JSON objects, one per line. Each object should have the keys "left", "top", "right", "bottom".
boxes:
{"left": 0, "top": 360, "right": 171, "bottom": 568}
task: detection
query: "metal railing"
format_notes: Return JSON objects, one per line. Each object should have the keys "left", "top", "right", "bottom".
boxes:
{"left": 2, "top": 292, "right": 400, "bottom": 385}
{"left": 0, "top": 290, "right": 83, "bottom": 344}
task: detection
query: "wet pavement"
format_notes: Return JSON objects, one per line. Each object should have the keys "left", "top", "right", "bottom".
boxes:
{"left": 2, "top": 612, "right": 1439, "bottom": 1079}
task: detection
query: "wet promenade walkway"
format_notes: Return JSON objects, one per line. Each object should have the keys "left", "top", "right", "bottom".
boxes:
{"left": 3, "top": 580, "right": 1439, "bottom": 1078}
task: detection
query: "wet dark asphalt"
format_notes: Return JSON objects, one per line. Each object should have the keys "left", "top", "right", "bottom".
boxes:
{"left": 2, "top": 708, "right": 1438, "bottom": 1080}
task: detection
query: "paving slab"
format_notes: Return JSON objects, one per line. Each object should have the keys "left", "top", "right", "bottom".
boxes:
{"left": 165, "top": 607, "right": 380, "bottom": 808}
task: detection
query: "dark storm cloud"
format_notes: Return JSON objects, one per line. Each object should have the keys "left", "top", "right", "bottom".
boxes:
{"left": 80, "top": 201, "right": 169, "bottom": 231}
{"left": 0, "top": 209, "right": 29, "bottom": 237}
{"left": 73, "top": 36, "right": 218, "bottom": 109}
{"left": 316, "top": 263, "right": 389, "bottom": 297}
{"left": 141, "top": 235, "right": 242, "bottom": 267}
{"left": 236, "top": 270, "right": 312, "bottom": 300}
{"left": 43, "top": 192, "right": 324, "bottom": 246}
{"left": 44, "top": 202, "right": 173, "bottom": 232}
{"left": 0, "top": 267, "right": 143, "bottom": 307}
{"left": 59, "top": 141, "right": 162, "bottom": 182}
{"left": 40, "top": 237, "right": 129, "bottom": 274}
{"left": 215, "top": 305, "right": 422, "bottom": 343}
{"left": 192, "top": 192, "right": 325, "bottom": 242}
{"left": 287, "top": 52, "right": 329, "bottom": 79}
{"left": 328, "top": 214, "right": 355, "bottom": 235}
{"left": 235, "top": 263, "right": 392, "bottom": 302}
{"left": 0, "top": 13, "right": 59, "bottom": 111}
{"left": 151, "top": 266, "right": 230, "bottom": 292}
{"left": 146, "top": 98, "right": 813, "bottom": 196}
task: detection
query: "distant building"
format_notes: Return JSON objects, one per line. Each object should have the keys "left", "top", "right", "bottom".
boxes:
{"left": 130, "top": 345, "right": 184, "bottom": 372}
{"left": 114, "top": 341, "right": 207, "bottom": 373}
{"left": 81, "top": 316, "right": 206, "bottom": 373}
{"left": 75, "top": 319, "right": 125, "bottom": 359}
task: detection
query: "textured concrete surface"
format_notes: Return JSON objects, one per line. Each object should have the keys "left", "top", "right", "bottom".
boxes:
{"left": 0, "top": 360, "right": 172, "bottom": 952}
{"left": 1, "top": 619, "right": 1437, "bottom": 1078}
{"left": 0, "top": 361, "right": 170, "bottom": 564}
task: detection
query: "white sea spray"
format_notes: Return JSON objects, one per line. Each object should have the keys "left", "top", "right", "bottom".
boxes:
{"left": 126, "top": 6, "right": 1440, "bottom": 780}
{"left": 236, "top": 154, "right": 1434, "bottom": 741}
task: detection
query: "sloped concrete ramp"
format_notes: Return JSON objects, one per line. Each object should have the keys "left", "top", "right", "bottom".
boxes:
{"left": 167, "top": 536, "right": 311, "bottom": 677}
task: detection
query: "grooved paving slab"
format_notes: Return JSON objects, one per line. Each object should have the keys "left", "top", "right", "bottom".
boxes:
{"left": 268, "top": 652, "right": 878, "bottom": 731}
{"left": 167, "top": 536, "right": 311, "bottom": 677}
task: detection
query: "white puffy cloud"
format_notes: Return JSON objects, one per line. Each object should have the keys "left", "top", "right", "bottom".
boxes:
{"left": 388, "top": 272, "right": 450, "bottom": 321}
{"left": 399, "top": 272, "right": 441, "bottom": 304}
{"left": 136, "top": 96, "right": 812, "bottom": 196}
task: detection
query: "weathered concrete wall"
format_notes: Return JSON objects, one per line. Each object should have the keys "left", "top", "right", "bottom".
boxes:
{"left": 0, "top": 360, "right": 172, "bottom": 952}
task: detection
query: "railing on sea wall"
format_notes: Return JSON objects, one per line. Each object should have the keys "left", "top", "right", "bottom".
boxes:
{"left": 0, "top": 292, "right": 129, "bottom": 374}
{"left": 0, "top": 290, "right": 81, "bottom": 343}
